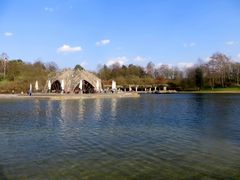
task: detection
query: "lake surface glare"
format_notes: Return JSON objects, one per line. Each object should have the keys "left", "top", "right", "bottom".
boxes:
{"left": 0, "top": 94, "right": 240, "bottom": 179}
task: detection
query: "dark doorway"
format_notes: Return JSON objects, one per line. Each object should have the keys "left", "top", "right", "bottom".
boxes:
{"left": 51, "top": 80, "right": 62, "bottom": 93}
{"left": 74, "top": 80, "right": 94, "bottom": 94}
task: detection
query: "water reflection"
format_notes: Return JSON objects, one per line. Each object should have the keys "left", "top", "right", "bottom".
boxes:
{"left": 111, "top": 98, "right": 117, "bottom": 119}
{"left": 78, "top": 99, "right": 85, "bottom": 121}
{"left": 200, "top": 95, "right": 239, "bottom": 141}
{"left": 33, "top": 99, "right": 40, "bottom": 116}
{"left": 59, "top": 100, "right": 68, "bottom": 133}
{"left": 0, "top": 164, "right": 7, "bottom": 180}
{"left": 60, "top": 100, "right": 67, "bottom": 121}
{"left": 94, "top": 99, "right": 102, "bottom": 120}
{"left": 46, "top": 100, "right": 53, "bottom": 118}
{"left": 0, "top": 94, "right": 240, "bottom": 179}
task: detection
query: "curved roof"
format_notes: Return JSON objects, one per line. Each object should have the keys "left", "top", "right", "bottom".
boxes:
{"left": 45, "top": 69, "right": 102, "bottom": 92}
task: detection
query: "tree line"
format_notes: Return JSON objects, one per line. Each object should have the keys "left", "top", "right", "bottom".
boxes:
{"left": 1, "top": 52, "right": 240, "bottom": 93}
{"left": 97, "top": 52, "right": 240, "bottom": 90}
{"left": 0, "top": 53, "right": 58, "bottom": 93}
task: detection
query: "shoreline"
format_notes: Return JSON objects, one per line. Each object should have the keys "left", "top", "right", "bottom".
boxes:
{"left": 179, "top": 91, "right": 240, "bottom": 94}
{"left": 1, "top": 90, "right": 240, "bottom": 100}
{"left": 0, "top": 92, "right": 140, "bottom": 100}
{"left": 139, "top": 90, "right": 240, "bottom": 94}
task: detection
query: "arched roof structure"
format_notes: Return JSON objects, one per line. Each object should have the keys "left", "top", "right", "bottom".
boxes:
{"left": 45, "top": 69, "right": 102, "bottom": 93}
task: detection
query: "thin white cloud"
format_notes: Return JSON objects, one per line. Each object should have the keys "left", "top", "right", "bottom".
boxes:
{"left": 133, "top": 56, "right": 146, "bottom": 62}
{"left": 106, "top": 56, "right": 127, "bottom": 66}
{"left": 57, "top": 44, "right": 82, "bottom": 53}
{"left": 156, "top": 63, "right": 173, "bottom": 68}
{"left": 205, "top": 56, "right": 211, "bottom": 62}
{"left": 157, "top": 63, "right": 163, "bottom": 67}
{"left": 80, "top": 61, "right": 87, "bottom": 67}
{"left": 237, "top": 54, "right": 240, "bottom": 61}
{"left": 177, "top": 62, "right": 194, "bottom": 69}
{"left": 44, "top": 7, "right": 54, "bottom": 12}
{"left": 183, "top": 42, "right": 196, "bottom": 48}
{"left": 4, "top": 32, "right": 13, "bottom": 37}
{"left": 226, "top": 41, "right": 238, "bottom": 46}
{"left": 96, "top": 39, "right": 110, "bottom": 46}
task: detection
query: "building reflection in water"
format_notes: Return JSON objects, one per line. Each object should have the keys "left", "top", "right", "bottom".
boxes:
{"left": 94, "top": 98, "right": 103, "bottom": 121}
{"left": 111, "top": 98, "right": 117, "bottom": 119}
{"left": 59, "top": 100, "right": 72, "bottom": 132}
{"left": 33, "top": 99, "right": 40, "bottom": 116}
{"left": 78, "top": 99, "right": 85, "bottom": 121}
{"left": 56, "top": 98, "right": 118, "bottom": 123}
{"left": 60, "top": 100, "right": 68, "bottom": 121}
{"left": 58, "top": 99, "right": 87, "bottom": 122}
{"left": 46, "top": 100, "right": 53, "bottom": 118}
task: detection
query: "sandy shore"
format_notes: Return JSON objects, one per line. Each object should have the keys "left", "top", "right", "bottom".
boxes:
{"left": 1, "top": 91, "right": 240, "bottom": 100}
{"left": 0, "top": 92, "right": 140, "bottom": 100}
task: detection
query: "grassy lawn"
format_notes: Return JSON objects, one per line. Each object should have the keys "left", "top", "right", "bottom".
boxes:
{"left": 0, "top": 80, "right": 10, "bottom": 85}
{"left": 181, "top": 87, "right": 240, "bottom": 93}
{"left": 202, "top": 87, "right": 240, "bottom": 91}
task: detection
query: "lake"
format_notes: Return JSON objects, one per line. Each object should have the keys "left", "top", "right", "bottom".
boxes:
{"left": 0, "top": 94, "right": 240, "bottom": 179}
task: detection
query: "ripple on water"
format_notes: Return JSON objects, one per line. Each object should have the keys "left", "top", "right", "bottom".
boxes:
{"left": 0, "top": 94, "right": 240, "bottom": 179}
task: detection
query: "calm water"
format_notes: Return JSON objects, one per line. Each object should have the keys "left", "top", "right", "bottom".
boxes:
{"left": 0, "top": 94, "right": 240, "bottom": 179}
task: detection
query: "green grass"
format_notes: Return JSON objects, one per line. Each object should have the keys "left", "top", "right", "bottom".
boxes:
{"left": 180, "top": 87, "right": 240, "bottom": 93}
{"left": 202, "top": 87, "right": 240, "bottom": 91}
{"left": 0, "top": 79, "right": 10, "bottom": 85}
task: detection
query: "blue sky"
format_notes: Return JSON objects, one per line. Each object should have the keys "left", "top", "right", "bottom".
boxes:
{"left": 0, "top": 0, "right": 240, "bottom": 70}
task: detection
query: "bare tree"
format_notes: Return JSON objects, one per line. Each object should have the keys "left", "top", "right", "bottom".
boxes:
{"left": 155, "top": 64, "right": 174, "bottom": 80}
{"left": 146, "top": 61, "right": 155, "bottom": 77}
{"left": 0, "top": 52, "right": 9, "bottom": 79}
{"left": 45, "top": 61, "right": 58, "bottom": 72}
{"left": 109, "top": 62, "right": 121, "bottom": 70}
{"left": 232, "top": 62, "right": 240, "bottom": 85}
{"left": 207, "top": 53, "right": 230, "bottom": 88}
